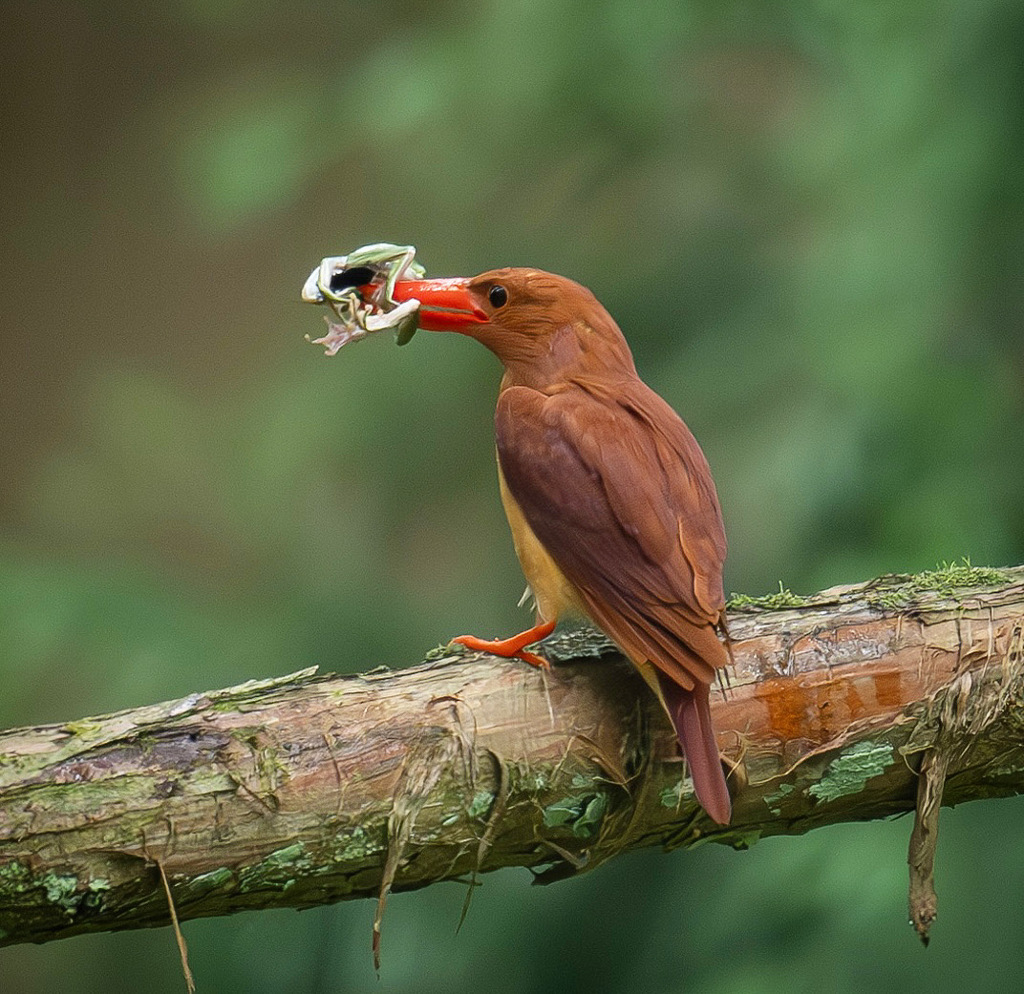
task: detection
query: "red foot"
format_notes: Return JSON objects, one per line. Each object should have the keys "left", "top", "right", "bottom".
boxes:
{"left": 452, "top": 619, "right": 556, "bottom": 670}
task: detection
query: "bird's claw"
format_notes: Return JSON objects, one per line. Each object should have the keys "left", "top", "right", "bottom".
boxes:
{"left": 449, "top": 618, "right": 556, "bottom": 671}
{"left": 515, "top": 649, "right": 552, "bottom": 670}
{"left": 451, "top": 635, "right": 552, "bottom": 671}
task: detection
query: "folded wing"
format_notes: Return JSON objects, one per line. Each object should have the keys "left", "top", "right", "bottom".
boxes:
{"left": 495, "top": 377, "right": 729, "bottom": 692}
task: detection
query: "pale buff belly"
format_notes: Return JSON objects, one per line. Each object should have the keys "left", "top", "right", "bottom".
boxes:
{"left": 497, "top": 459, "right": 585, "bottom": 624}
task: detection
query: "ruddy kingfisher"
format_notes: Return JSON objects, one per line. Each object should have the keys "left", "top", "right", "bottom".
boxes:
{"left": 349, "top": 267, "right": 734, "bottom": 824}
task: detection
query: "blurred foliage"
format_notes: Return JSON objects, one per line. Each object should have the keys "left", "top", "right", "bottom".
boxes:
{"left": 2, "top": 0, "right": 1023, "bottom": 991}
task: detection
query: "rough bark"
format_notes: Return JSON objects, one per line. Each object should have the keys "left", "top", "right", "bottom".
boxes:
{"left": 1, "top": 565, "right": 1023, "bottom": 949}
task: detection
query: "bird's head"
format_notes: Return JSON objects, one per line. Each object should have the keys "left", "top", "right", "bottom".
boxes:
{"left": 388, "top": 267, "right": 636, "bottom": 389}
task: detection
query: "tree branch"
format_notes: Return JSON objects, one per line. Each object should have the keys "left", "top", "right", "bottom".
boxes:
{"left": 1, "top": 565, "right": 1023, "bottom": 949}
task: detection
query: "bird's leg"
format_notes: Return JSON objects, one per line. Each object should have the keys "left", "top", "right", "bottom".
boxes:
{"left": 451, "top": 618, "right": 556, "bottom": 670}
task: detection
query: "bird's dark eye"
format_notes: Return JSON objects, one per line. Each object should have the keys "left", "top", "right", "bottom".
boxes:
{"left": 488, "top": 285, "right": 508, "bottom": 308}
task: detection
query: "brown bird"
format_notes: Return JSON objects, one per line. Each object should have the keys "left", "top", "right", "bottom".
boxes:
{"left": 387, "top": 268, "right": 732, "bottom": 824}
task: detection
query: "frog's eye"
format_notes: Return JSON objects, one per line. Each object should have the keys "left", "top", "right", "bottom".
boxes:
{"left": 488, "top": 285, "right": 508, "bottom": 308}
{"left": 329, "top": 266, "right": 374, "bottom": 294}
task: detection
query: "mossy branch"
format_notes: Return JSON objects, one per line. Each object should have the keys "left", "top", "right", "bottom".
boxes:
{"left": 1, "top": 564, "right": 1023, "bottom": 950}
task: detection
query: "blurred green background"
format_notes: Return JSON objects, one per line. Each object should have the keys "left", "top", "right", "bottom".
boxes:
{"left": 2, "top": 1, "right": 1023, "bottom": 991}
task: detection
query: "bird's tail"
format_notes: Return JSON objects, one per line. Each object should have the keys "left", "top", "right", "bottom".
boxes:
{"left": 656, "top": 674, "right": 732, "bottom": 825}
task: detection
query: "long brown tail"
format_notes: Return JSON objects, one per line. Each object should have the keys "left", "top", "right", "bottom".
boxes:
{"left": 656, "top": 675, "right": 732, "bottom": 825}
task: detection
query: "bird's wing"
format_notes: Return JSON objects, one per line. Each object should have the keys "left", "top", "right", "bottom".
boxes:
{"left": 496, "top": 379, "right": 728, "bottom": 692}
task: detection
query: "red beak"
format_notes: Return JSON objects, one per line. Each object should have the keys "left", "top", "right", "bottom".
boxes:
{"left": 385, "top": 278, "right": 489, "bottom": 331}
